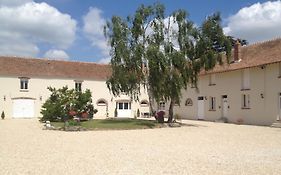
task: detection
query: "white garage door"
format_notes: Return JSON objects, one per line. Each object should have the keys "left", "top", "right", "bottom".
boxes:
{"left": 13, "top": 99, "right": 35, "bottom": 118}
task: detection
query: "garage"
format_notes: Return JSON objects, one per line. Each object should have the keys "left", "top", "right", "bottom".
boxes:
{"left": 13, "top": 98, "right": 35, "bottom": 118}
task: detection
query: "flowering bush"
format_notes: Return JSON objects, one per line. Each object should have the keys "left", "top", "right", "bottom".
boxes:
{"left": 69, "top": 110, "right": 77, "bottom": 117}
{"left": 81, "top": 112, "right": 88, "bottom": 119}
{"left": 41, "top": 86, "right": 97, "bottom": 122}
{"left": 156, "top": 111, "right": 165, "bottom": 123}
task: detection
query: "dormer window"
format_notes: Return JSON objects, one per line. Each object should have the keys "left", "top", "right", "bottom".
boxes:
{"left": 19, "top": 77, "right": 29, "bottom": 90}
{"left": 75, "top": 81, "right": 83, "bottom": 91}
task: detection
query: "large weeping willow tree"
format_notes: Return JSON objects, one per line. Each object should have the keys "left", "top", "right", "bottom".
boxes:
{"left": 104, "top": 3, "right": 231, "bottom": 122}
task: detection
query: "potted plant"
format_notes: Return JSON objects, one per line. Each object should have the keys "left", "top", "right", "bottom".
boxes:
{"left": 156, "top": 111, "right": 165, "bottom": 123}
{"left": 1, "top": 111, "right": 5, "bottom": 120}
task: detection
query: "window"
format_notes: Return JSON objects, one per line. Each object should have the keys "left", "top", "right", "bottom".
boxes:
{"left": 242, "top": 94, "right": 250, "bottom": 109}
{"left": 97, "top": 99, "right": 107, "bottom": 106}
{"left": 124, "top": 103, "right": 129, "bottom": 109}
{"left": 185, "top": 98, "right": 193, "bottom": 106}
{"left": 140, "top": 100, "right": 149, "bottom": 106}
{"left": 159, "top": 102, "right": 165, "bottom": 110}
{"left": 209, "top": 74, "right": 216, "bottom": 86}
{"left": 75, "top": 82, "right": 82, "bottom": 91}
{"left": 209, "top": 97, "right": 216, "bottom": 110}
{"left": 118, "top": 103, "right": 123, "bottom": 109}
{"left": 20, "top": 78, "right": 29, "bottom": 90}
{"left": 118, "top": 102, "right": 131, "bottom": 110}
{"left": 241, "top": 69, "right": 250, "bottom": 90}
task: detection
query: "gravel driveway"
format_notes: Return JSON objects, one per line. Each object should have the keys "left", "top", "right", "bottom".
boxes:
{"left": 0, "top": 119, "right": 281, "bottom": 175}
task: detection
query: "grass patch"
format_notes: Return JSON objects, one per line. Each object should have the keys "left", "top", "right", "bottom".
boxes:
{"left": 51, "top": 118, "right": 163, "bottom": 130}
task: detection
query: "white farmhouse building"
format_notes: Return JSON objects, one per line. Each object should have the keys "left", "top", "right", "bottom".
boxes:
{"left": 173, "top": 38, "right": 281, "bottom": 126}
{"left": 1, "top": 38, "right": 281, "bottom": 126}
{"left": 0, "top": 57, "right": 150, "bottom": 119}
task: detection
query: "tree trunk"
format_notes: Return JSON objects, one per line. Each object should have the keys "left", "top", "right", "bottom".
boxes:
{"left": 167, "top": 99, "right": 175, "bottom": 123}
{"left": 147, "top": 85, "right": 155, "bottom": 117}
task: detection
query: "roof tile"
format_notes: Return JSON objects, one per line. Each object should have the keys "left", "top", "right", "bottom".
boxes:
{"left": 0, "top": 56, "right": 111, "bottom": 80}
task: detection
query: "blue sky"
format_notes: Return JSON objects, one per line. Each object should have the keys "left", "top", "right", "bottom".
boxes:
{"left": 0, "top": 0, "right": 280, "bottom": 63}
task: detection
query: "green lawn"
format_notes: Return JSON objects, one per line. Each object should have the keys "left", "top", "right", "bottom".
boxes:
{"left": 52, "top": 118, "right": 163, "bottom": 130}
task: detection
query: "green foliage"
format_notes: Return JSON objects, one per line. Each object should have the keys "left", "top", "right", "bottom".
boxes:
{"left": 1, "top": 111, "right": 5, "bottom": 120}
{"left": 53, "top": 118, "right": 162, "bottom": 130}
{"left": 68, "top": 120, "right": 81, "bottom": 126}
{"left": 40, "top": 86, "right": 97, "bottom": 122}
{"left": 105, "top": 3, "right": 232, "bottom": 122}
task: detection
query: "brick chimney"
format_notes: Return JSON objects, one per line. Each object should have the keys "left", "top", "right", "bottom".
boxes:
{"left": 234, "top": 40, "right": 241, "bottom": 62}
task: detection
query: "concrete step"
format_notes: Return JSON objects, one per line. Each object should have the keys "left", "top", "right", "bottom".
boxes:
{"left": 271, "top": 122, "right": 281, "bottom": 128}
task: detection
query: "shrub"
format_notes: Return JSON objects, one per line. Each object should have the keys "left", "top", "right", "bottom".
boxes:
{"left": 40, "top": 86, "right": 97, "bottom": 122}
{"left": 68, "top": 120, "right": 80, "bottom": 126}
{"left": 156, "top": 111, "right": 165, "bottom": 123}
{"left": 1, "top": 111, "right": 5, "bottom": 120}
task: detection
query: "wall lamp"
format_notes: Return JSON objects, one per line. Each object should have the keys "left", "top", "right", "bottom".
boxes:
{"left": 3, "top": 95, "right": 6, "bottom": 101}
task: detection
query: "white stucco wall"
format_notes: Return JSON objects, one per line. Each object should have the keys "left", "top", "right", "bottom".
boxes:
{"left": 174, "top": 63, "right": 281, "bottom": 126}
{"left": 0, "top": 76, "right": 150, "bottom": 119}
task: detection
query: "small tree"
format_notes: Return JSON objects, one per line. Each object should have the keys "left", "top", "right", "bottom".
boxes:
{"left": 1, "top": 111, "right": 5, "bottom": 120}
{"left": 40, "top": 86, "right": 96, "bottom": 122}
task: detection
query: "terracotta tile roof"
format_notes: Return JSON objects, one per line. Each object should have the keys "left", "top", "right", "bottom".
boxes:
{"left": 0, "top": 56, "right": 111, "bottom": 80}
{"left": 201, "top": 38, "right": 281, "bottom": 75}
{"left": 1, "top": 38, "right": 281, "bottom": 79}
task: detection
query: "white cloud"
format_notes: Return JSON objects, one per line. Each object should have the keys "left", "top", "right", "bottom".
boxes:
{"left": 44, "top": 49, "right": 69, "bottom": 60}
{"left": 224, "top": 1, "right": 281, "bottom": 43}
{"left": 83, "top": 7, "right": 110, "bottom": 61}
{"left": 0, "top": 0, "right": 32, "bottom": 7}
{"left": 0, "top": 31, "right": 39, "bottom": 57}
{"left": 0, "top": 1, "right": 76, "bottom": 57}
{"left": 98, "top": 57, "right": 111, "bottom": 64}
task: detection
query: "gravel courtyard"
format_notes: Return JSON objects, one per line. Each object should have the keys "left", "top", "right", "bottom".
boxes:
{"left": 0, "top": 119, "right": 281, "bottom": 175}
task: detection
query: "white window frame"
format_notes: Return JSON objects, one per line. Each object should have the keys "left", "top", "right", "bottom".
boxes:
{"left": 97, "top": 99, "right": 107, "bottom": 106}
{"left": 209, "top": 97, "right": 216, "bottom": 110}
{"left": 242, "top": 94, "right": 250, "bottom": 109}
{"left": 75, "top": 81, "right": 82, "bottom": 92}
{"left": 118, "top": 102, "right": 131, "bottom": 110}
{"left": 19, "top": 78, "right": 29, "bottom": 90}
{"left": 185, "top": 98, "right": 193, "bottom": 106}
{"left": 140, "top": 100, "right": 149, "bottom": 107}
